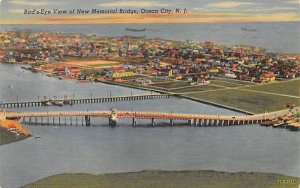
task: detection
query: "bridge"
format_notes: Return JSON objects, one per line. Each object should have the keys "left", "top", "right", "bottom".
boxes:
{"left": 2, "top": 108, "right": 286, "bottom": 127}
{"left": 0, "top": 94, "right": 175, "bottom": 108}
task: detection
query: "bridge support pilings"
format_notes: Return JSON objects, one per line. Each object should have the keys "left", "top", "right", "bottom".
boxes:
{"left": 132, "top": 117, "right": 137, "bottom": 127}
{"left": 220, "top": 120, "right": 224, "bottom": 126}
{"left": 206, "top": 119, "right": 211, "bottom": 126}
{"left": 85, "top": 116, "right": 91, "bottom": 126}
{"left": 223, "top": 120, "right": 228, "bottom": 126}
{"left": 198, "top": 119, "right": 202, "bottom": 126}
{"left": 201, "top": 119, "right": 206, "bottom": 126}
{"left": 211, "top": 119, "right": 215, "bottom": 126}
{"left": 151, "top": 118, "right": 156, "bottom": 127}
{"left": 170, "top": 119, "right": 174, "bottom": 126}
{"left": 109, "top": 117, "right": 117, "bottom": 127}
{"left": 193, "top": 119, "right": 198, "bottom": 126}
{"left": 214, "top": 119, "right": 219, "bottom": 126}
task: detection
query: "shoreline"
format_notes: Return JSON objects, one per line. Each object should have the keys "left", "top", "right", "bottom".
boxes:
{"left": 3, "top": 62, "right": 256, "bottom": 115}
{"left": 3, "top": 62, "right": 298, "bottom": 115}
{"left": 0, "top": 120, "right": 32, "bottom": 145}
{"left": 21, "top": 170, "right": 300, "bottom": 188}
{"left": 95, "top": 79, "right": 256, "bottom": 115}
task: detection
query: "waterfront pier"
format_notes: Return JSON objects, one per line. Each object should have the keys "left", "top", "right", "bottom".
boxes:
{"left": 0, "top": 94, "right": 175, "bottom": 108}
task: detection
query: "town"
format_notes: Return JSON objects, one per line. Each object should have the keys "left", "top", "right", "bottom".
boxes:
{"left": 1, "top": 31, "right": 298, "bottom": 82}
{"left": 0, "top": 30, "right": 299, "bottom": 115}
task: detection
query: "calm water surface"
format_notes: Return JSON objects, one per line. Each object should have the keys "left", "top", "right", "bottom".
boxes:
{"left": 0, "top": 64, "right": 299, "bottom": 188}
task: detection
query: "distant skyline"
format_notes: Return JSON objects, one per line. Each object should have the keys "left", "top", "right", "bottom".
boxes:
{"left": 1, "top": 0, "right": 300, "bottom": 24}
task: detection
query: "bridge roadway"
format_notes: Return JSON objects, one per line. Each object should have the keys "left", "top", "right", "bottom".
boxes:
{"left": 0, "top": 94, "right": 174, "bottom": 108}
{"left": 3, "top": 109, "right": 287, "bottom": 127}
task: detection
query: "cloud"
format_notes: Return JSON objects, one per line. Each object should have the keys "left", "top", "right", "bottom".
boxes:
{"left": 10, "top": 0, "right": 48, "bottom": 6}
{"left": 207, "top": 2, "right": 254, "bottom": 8}
{"left": 243, "top": 6, "right": 298, "bottom": 11}
{"left": 287, "top": 0, "right": 300, "bottom": 3}
{"left": 98, "top": 1, "right": 170, "bottom": 7}
{"left": 2, "top": 11, "right": 299, "bottom": 25}
{"left": 8, "top": 8, "right": 24, "bottom": 14}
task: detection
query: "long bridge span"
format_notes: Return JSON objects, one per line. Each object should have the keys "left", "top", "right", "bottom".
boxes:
{"left": 2, "top": 109, "right": 284, "bottom": 127}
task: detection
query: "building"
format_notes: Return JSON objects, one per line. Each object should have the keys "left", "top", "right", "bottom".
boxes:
{"left": 136, "top": 78, "right": 152, "bottom": 85}
{"left": 112, "top": 71, "right": 134, "bottom": 78}
{"left": 260, "top": 73, "right": 276, "bottom": 83}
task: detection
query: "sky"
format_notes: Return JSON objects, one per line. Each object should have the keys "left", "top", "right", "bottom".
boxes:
{"left": 0, "top": 0, "right": 300, "bottom": 24}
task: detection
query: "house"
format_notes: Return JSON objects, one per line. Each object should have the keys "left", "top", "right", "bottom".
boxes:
{"left": 260, "top": 73, "right": 276, "bottom": 83}
{"left": 3, "top": 54, "right": 16, "bottom": 63}
{"left": 209, "top": 67, "right": 219, "bottom": 73}
{"left": 225, "top": 72, "right": 237, "bottom": 78}
{"left": 54, "top": 66, "right": 66, "bottom": 75}
{"left": 197, "top": 77, "right": 210, "bottom": 85}
{"left": 69, "top": 67, "right": 81, "bottom": 75}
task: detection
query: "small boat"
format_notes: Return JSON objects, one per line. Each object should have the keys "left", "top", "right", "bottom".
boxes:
{"left": 126, "top": 28, "right": 146, "bottom": 32}
{"left": 242, "top": 28, "right": 257, "bottom": 32}
{"left": 43, "top": 101, "right": 52, "bottom": 106}
{"left": 8, "top": 84, "right": 14, "bottom": 89}
{"left": 272, "top": 122, "right": 285, "bottom": 128}
{"left": 260, "top": 120, "right": 273, "bottom": 127}
{"left": 51, "top": 101, "right": 64, "bottom": 106}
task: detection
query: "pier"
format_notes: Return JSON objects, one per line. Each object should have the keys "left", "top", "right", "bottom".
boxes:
{"left": 0, "top": 94, "right": 175, "bottom": 108}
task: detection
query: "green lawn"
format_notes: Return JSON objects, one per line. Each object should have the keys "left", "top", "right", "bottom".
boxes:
{"left": 246, "top": 79, "right": 300, "bottom": 97}
{"left": 213, "top": 77, "right": 257, "bottom": 85}
{"left": 170, "top": 85, "right": 222, "bottom": 93}
{"left": 210, "top": 80, "right": 243, "bottom": 87}
{"left": 22, "top": 170, "right": 299, "bottom": 188}
{"left": 151, "top": 81, "right": 191, "bottom": 89}
{"left": 186, "top": 89, "right": 300, "bottom": 114}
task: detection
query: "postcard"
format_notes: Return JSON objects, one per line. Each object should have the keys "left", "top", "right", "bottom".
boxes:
{"left": 0, "top": 0, "right": 299, "bottom": 187}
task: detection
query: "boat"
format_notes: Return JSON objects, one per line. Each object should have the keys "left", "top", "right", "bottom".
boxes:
{"left": 126, "top": 28, "right": 146, "bottom": 32}
{"left": 242, "top": 28, "right": 257, "bottom": 32}
{"left": 51, "top": 101, "right": 64, "bottom": 106}
{"left": 272, "top": 121, "right": 286, "bottom": 128}
{"left": 260, "top": 120, "right": 273, "bottom": 127}
{"left": 43, "top": 101, "right": 52, "bottom": 106}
